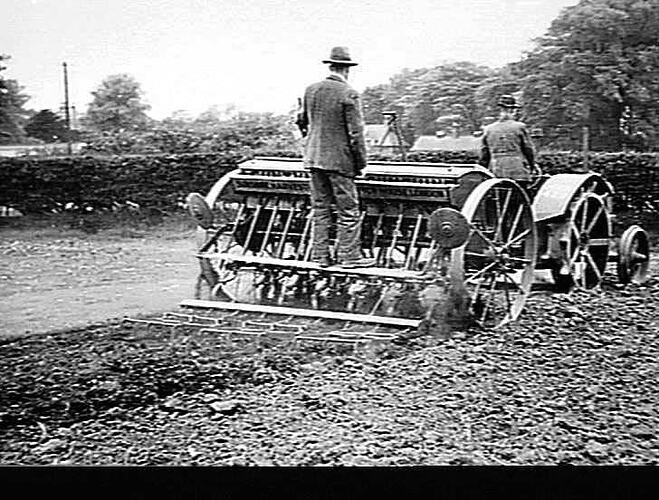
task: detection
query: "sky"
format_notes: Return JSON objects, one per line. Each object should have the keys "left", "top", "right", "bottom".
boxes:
{"left": 2, "top": 0, "right": 580, "bottom": 119}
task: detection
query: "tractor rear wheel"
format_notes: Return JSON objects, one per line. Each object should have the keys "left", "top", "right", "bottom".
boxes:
{"left": 552, "top": 193, "right": 611, "bottom": 291}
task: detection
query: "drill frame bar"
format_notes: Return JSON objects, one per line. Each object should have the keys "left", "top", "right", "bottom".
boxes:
{"left": 195, "top": 251, "right": 439, "bottom": 281}
{"left": 180, "top": 299, "right": 422, "bottom": 328}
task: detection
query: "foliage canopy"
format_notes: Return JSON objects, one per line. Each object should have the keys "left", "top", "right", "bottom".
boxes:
{"left": 85, "top": 74, "right": 152, "bottom": 132}
{"left": 0, "top": 55, "right": 30, "bottom": 144}
{"left": 362, "top": 62, "right": 494, "bottom": 143}
{"left": 361, "top": 0, "right": 659, "bottom": 151}
{"left": 25, "top": 109, "right": 70, "bottom": 143}
{"left": 517, "top": 0, "right": 659, "bottom": 150}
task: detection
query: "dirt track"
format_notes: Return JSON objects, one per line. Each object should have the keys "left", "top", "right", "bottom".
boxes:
{"left": 0, "top": 220, "right": 198, "bottom": 338}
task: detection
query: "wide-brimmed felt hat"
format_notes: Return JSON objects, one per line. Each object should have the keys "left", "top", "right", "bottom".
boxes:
{"left": 322, "top": 46, "right": 358, "bottom": 66}
{"left": 497, "top": 94, "right": 520, "bottom": 108}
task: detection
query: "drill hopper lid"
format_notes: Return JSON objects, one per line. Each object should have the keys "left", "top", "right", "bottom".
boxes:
{"left": 363, "top": 161, "right": 490, "bottom": 179}
{"left": 237, "top": 157, "right": 490, "bottom": 180}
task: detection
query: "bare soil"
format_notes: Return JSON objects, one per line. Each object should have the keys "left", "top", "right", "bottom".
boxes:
{"left": 1, "top": 213, "right": 658, "bottom": 465}
{"left": 0, "top": 214, "right": 199, "bottom": 338}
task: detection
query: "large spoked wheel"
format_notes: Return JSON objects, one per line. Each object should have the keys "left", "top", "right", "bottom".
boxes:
{"left": 193, "top": 199, "right": 260, "bottom": 303}
{"left": 553, "top": 193, "right": 611, "bottom": 290}
{"left": 202, "top": 223, "right": 266, "bottom": 303}
{"left": 453, "top": 178, "right": 537, "bottom": 328}
{"left": 198, "top": 198, "right": 313, "bottom": 304}
{"left": 617, "top": 225, "right": 650, "bottom": 284}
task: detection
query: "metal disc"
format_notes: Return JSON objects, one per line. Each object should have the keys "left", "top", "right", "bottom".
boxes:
{"left": 186, "top": 192, "right": 214, "bottom": 229}
{"left": 427, "top": 208, "right": 470, "bottom": 249}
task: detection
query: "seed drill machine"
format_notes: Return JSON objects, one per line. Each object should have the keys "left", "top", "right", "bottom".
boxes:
{"left": 182, "top": 156, "right": 650, "bottom": 332}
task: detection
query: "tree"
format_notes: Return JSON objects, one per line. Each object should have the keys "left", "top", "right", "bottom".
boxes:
{"left": 85, "top": 74, "right": 151, "bottom": 132}
{"left": 194, "top": 104, "right": 238, "bottom": 128}
{"left": 516, "top": 0, "right": 659, "bottom": 150}
{"left": 0, "top": 54, "right": 30, "bottom": 144}
{"left": 361, "top": 62, "right": 495, "bottom": 142}
{"left": 25, "top": 109, "right": 69, "bottom": 142}
{"left": 473, "top": 66, "right": 521, "bottom": 126}
{"left": 362, "top": 84, "right": 391, "bottom": 124}
{"left": 160, "top": 109, "right": 195, "bottom": 129}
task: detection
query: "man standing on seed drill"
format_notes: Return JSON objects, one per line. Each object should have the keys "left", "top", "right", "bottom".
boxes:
{"left": 296, "top": 46, "right": 374, "bottom": 269}
{"left": 479, "top": 94, "right": 541, "bottom": 182}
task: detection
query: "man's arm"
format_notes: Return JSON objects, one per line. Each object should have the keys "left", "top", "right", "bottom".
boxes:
{"left": 295, "top": 95, "right": 309, "bottom": 138}
{"left": 519, "top": 125, "right": 539, "bottom": 174}
{"left": 479, "top": 132, "right": 491, "bottom": 168}
{"left": 343, "top": 90, "right": 368, "bottom": 173}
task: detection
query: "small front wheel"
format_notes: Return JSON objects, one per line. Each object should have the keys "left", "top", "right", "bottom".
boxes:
{"left": 617, "top": 225, "right": 650, "bottom": 284}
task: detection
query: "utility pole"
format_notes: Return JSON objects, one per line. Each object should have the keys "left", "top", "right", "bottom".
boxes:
{"left": 62, "top": 62, "right": 72, "bottom": 155}
{"left": 71, "top": 105, "right": 77, "bottom": 130}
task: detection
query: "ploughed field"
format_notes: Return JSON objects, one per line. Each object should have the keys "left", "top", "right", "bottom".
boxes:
{"left": 1, "top": 260, "right": 658, "bottom": 465}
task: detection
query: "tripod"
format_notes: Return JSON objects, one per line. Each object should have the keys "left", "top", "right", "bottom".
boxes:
{"left": 381, "top": 111, "right": 407, "bottom": 162}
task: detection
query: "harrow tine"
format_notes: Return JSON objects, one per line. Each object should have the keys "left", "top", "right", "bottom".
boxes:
{"left": 242, "top": 201, "right": 264, "bottom": 255}
{"left": 276, "top": 206, "right": 296, "bottom": 258}
{"left": 243, "top": 320, "right": 279, "bottom": 330}
{"left": 198, "top": 326, "right": 263, "bottom": 335}
{"left": 386, "top": 210, "right": 404, "bottom": 268}
{"left": 221, "top": 202, "right": 246, "bottom": 252}
{"left": 163, "top": 312, "right": 223, "bottom": 326}
{"left": 295, "top": 335, "right": 367, "bottom": 347}
{"left": 405, "top": 214, "right": 424, "bottom": 270}
{"left": 422, "top": 240, "right": 438, "bottom": 274}
{"left": 162, "top": 312, "right": 193, "bottom": 322}
{"left": 363, "top": 333, "right": 397, "bottom": 340}
{"left": 122, "top": 318, "right": 180, "bottom": 328}
{"left": 368, "top": 282, "right": 389, "bottom": 316}
{"left": 259, "top": 199, "right": 280, "bottom": 255}
{"left": 128, "top": 307, "right": 407, "bottom": 352}
{"left": 274, "top": 323, "right": 307, "bottom": 333}
{"left": 223, "top": 310, "right": 242, "bottom": 320}
{"left": 370, "top": 212, "right": 384, "bottom": 253}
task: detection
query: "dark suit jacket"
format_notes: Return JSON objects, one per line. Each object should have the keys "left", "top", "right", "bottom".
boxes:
{"left": 296, "top": 74, "right": 368, "bottom": 177}
{"left": 479, "top": 118, "right": 536, "bottom": 181}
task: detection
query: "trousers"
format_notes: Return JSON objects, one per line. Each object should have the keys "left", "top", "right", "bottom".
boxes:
{"left": 309, "top": 168, "right": 362, "bottom": 262}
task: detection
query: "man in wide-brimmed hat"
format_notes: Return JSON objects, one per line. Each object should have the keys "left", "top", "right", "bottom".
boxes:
{"left": 479, "top": 94, "right": 540, "bottom": 181}
{"left": 296, "top": 46, "right": 374, "bottom": 268}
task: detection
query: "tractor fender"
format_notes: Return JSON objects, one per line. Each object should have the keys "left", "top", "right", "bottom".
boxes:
{"left": 532, "top": 173, "right": 614, "bottom": 222}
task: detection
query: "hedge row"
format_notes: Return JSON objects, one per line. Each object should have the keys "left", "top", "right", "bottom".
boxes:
{"left": 376, "top": 151, "right": 659, "bottom": 211}
{"left": 1, "top": 150, "right": 658, "bottom": 214}
{"left": 0, "top": 153, "right": 241, "bottom": 214}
